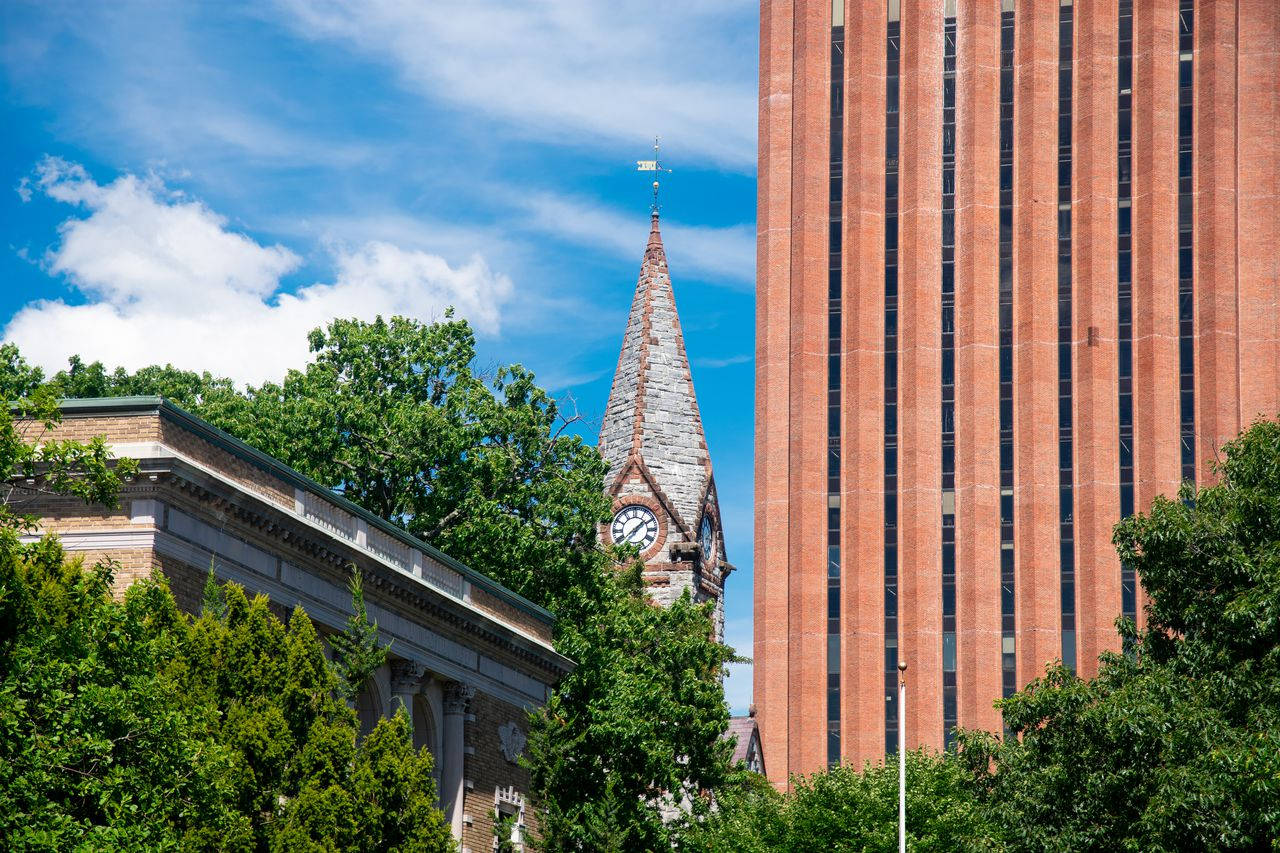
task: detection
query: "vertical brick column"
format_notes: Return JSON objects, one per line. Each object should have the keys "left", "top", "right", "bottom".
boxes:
{"left": 954, "top": 0, "right": 1003, "bottom": 735}
{"left": 785, "top": 0, "right": 831, "bottom": 777}
{"left": 754, "top": 0, "right": 795, "bottom": 789}
{"left": 840, "top": 0, "right": 889, "bottom": 770}
{"left": 897, "top": 0, "right": 944, "bottom": 751}
{"left": 1131, "top": 0, "right": 1181, "bottom": 628}
{"left": 1234, "top": 0, "right": 1280, "bottom": 424}
{"left": 1194, "top": 0, "right": 1241, "bottom": 477}
{"left": 1012, "top": 0, "right": 1062, "bottom": 687}
{"left": 1071, "top": 0, "right": 1123, "bottom": 676}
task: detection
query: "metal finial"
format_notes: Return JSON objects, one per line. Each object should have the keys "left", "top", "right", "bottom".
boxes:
{"left": 636, "top": 136, "right": 672, "bottom": 214}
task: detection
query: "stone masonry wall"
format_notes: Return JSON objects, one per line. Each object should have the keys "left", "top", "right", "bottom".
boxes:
{"left": 467, "top": 585, "right": 551, "bottom": 645}
{"left": 19, "top": 413, "right": 161, "bottom": 445}
{"left": 159, "top": 419, "right": 295, "bottom": 509}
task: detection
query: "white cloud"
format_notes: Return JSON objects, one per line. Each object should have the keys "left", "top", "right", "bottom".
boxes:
{"left": 5, "top": 159, "right": 514, "bottom": 386}
{"left": 694, "top": 354, "right": 751, "bottom": 369}
{"left": 269, "top": 0, "right": 757, "bottom": 168}
{"left": 32, "top": 158, "right": 301, "bottom": 310}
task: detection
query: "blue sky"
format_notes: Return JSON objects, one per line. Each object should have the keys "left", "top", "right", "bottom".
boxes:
{"left": 1, "top": 1, "right": 759, "bottom": 712}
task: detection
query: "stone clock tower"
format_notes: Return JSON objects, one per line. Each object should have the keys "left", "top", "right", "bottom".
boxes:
{"left": 597, "top": 211, "right": 731, "bottom": 641}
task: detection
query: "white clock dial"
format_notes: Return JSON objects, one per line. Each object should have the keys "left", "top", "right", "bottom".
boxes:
{"left": 699, "top": 516, "right": 715, "bottom": 564}
{"left": 611, "top": 505, "right": 659, "bottom": 551}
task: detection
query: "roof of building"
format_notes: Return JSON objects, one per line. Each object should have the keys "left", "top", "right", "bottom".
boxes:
{"left": 726, "top": 714, "right": 765, "bottom": 775}
{"left": 597, "top": 212, "right": 715, "bottom": 536}
{"left": 51, "top": 396, "right": 554, "bottom": 625}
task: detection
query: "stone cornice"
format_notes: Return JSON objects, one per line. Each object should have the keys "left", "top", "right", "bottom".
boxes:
{"left": 156, "top": 462, "right": 572, "bottom": 680}
{"left": 39, "top": 396, "right": 554, "bottom": 626}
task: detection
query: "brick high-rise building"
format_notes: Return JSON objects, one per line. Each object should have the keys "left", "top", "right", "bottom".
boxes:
{"left": 755, "top": 0, "right": 1278, "bottom": 785}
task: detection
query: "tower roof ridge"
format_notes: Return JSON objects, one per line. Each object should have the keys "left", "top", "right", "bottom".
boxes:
{"left": 646, "top": 210, "right": 664, "bottom": 257}
{"left": 598, "top": 212, "right": 712, "bottom": 534}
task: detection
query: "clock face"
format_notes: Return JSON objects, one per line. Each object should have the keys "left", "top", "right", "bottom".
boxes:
{"left": 611, "top": 505, "right": 659, "bottom": 551}
{"left": 699, "top": 516, "right": 715, "bottom": 564}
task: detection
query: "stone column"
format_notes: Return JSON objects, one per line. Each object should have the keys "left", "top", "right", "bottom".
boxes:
{"left": 389, "top": 660, "right": 426, "bottom": 724}
{"left": 441, "top": 681, "right": 474, "bottom": 843}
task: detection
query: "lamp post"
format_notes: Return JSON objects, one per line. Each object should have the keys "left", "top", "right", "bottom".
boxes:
{"left": 898, "top": 660, "right": 907, "bottom": 853}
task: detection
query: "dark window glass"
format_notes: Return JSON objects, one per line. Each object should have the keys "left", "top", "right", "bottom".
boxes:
{"left": 884, "top": 16, "right": 901, "bottom": 756}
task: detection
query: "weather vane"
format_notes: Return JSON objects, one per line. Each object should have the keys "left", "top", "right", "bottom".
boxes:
{"left": 636, "top": 136, "right": 672, "bottom": 213}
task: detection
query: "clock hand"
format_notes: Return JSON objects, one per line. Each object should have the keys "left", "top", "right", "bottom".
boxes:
{"left": 622, "top": 518, "right": 643, "bottom": 540}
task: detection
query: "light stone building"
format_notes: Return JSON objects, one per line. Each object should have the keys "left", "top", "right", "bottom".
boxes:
{"left": 597, "top": 212, "right": 734, "bottom": 642}
{"left": 19, "top": 397, "right": 571, "bottom": 852}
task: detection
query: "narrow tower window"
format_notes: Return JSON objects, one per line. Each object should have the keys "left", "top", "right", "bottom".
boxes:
{"left": 940, "top": 3, "right": 958, "bottom": 749}
{"left": 827, "top": 7, "right": 845, "bottom": 768}
{"left": 1057, "top": 0, "right": 1077, "bottom": 674}
{"left": 998, "top": 0, "right": 1016, "bottom": 700}
{"left": 1117, "top": 0, "right": 1137, "bottom": 629}
{"left": 1177, "top": 0, "right": 1195, "bottom": 484}
{"left": 884, "top": 0, "right": 902, "bottom": 756}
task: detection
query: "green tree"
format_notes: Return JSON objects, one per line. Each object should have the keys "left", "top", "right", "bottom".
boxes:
{"left": 0, "top": 343, "right": 44, "bottom": 401}
{"left": 200, "top": 558, "right": 228, "bottom": 621}
{"left": 202, "top": 315, "right": 613, "bottom": 624}
{"left": 26, "top": 316, "right": 739, "bottom": 850}
{"left": 1, "top": 558, "right": 455, "bottom": 851}
{"left": 0, "top": 386, "right": 231, "bottom": 849}
{"left": 0, "top": 553, "right": 252, "bottom": 850}
{"left": 0, "top": 392, "right": 453, "bottom": 851}
{"left": 527, "top": 566, "right": 741, "bottom": 852}
{"left": 682, "top": 750, "right": 1001, "bottom": 853}
{"left": 2, "top": 389, "right": 139, "bottom": 540}
{"left": 44, "top": 355, "right": 240, "bottom": 411}
{"left": 329, "top": 567, "right": 389, "bottom": 702}
{"left": 168, "top": 578, "right": 452, "bottom": 852}
{"left": 960, "top": 416, "right": 1280, "bottom": 851}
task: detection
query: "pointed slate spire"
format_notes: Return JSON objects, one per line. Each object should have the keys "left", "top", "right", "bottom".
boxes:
{"left": 599, "top": 211, "right": 713, "bottom": 535}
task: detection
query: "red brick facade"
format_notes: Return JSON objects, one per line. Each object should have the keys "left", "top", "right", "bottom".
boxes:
{"left": 756, "top": 0, "right": 1280, "bottom": 786}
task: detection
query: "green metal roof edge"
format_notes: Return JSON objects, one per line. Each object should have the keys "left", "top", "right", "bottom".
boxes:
{"left": 52, "top": 396, "right": 556, "bottom": 625}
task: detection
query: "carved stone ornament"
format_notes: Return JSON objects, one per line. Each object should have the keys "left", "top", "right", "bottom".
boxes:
{"left": 498, "top": 721, "right": 527, "bottom": 764}
{"left": 389, "top": 659, "right": 427, "bottom": 693}
{"left": 442, "top": 681, "right": 475, "bottom": 715}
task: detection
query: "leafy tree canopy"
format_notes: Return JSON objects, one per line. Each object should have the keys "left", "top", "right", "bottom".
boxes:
{"left": 0, "top": 343, "right": 45, "bottom": 401}
{"left": 42, "top": 354, "right": 241, "bottom": 411}
{"left": 329, "top": 567, "right": 390, "bottom": 702}
{"left": 0, "top": 392, "right": 453, "bottom": 850}
{"left": 26, "top": 316, "right": 740, "bottom": 851}
{"left": 1, "top": 555, "right": 455, "bottom": 851}
{"left": 682, "top": 749, "right": 1000, "bottom": 853}
{"left": 959, "top": 416, "right": 1280, "bottom": 851}
{"left": 528, "top": 565, "right": 742, "bottom": 852}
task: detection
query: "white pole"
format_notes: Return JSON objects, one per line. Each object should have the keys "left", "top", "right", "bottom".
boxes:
{"left": 898, "top": 660, "right": 907, "bottom": 853}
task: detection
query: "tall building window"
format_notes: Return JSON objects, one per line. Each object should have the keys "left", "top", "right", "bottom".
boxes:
{"left": 1057, "top": 0, "right": 1076, "bottom": 674}
{"left": 884, "top": 0, "right": 901, "bottom": 756}
{"left": 998, "top": 0, "right": 1016, "bottom": 701}
{"left": 827, "top": 6, "right": 845, "bottom": 769}
{"left": 1178, "top": 0, "right": 1195, "bottom": 485}
{"left": 940, "top": 2, "right": 958, "bottom": 749}
{"left": 1117, "top": 0, "right": 1137, "bottom": 629}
